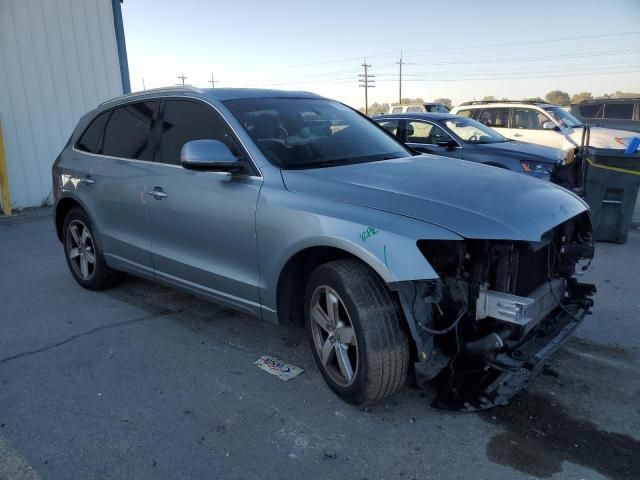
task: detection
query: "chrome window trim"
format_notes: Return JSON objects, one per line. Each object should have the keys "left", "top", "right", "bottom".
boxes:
{"left": 72, "top": 94, "right": 263, "bottom": 178}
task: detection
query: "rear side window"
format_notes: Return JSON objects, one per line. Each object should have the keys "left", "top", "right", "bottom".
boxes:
{"left": 391, "top": 107, "right": 402, "bottom": 113}
{"left": 157, "top": 100, "right": 242, "bottom": 165}
{"left": 456, "top": 109, "right": 472, "bottom": 118}
{"left": 478, "top": 108, "right": 509, "bottom": 128}
{"left": 102, "top": 102, "right": 157, "bottom": 160}
{"left": 377, "top": 119, "right": 401, "bottom": 137}
{"left": 579, "top": 103, "right": 603, "bottom": 119}
{"left": 604, "top": 103, "right": 633, "bottom": 119}
{"left": 76, "top": 111, "right": 110, "bottom": 154}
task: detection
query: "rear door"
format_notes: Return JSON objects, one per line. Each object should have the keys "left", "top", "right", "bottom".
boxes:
{"left": 476, "top": 107, "right": 511, "bottom": 139}
{"left": 403, "top": 120, "right": 462, "bottom": 158}
{"left": 74, "top": 101, "right": 157, "bottom": 274}
{"left": 511, "top": 107, "right": 563, "bottom": 148}
{"left": 145, "top": 99, "right": 263, "bottom": 314}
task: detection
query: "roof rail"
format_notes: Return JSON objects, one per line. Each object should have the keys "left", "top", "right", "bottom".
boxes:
{"left": 458, "top": 100, "right": 548, "bottom": 106}
{"left": 99, "top": 86, "right": 205, "bottom": 107}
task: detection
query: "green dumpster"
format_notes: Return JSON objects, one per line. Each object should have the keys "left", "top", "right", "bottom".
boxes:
{"left": 582, "top": 148, "right": 640, "bottom": 244}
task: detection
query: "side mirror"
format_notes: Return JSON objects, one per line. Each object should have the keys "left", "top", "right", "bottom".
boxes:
{"left": 542, "top": 121, "right": 557, "bottom": 131}
{"left": 436, "top": 139, "right": 457, "bottom": 149}
{"left": 180, "top": 139, "right": 243, "bottom": 172}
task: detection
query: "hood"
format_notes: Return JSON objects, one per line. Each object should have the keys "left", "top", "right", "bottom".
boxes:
{"left": 475, "top": 140, "right": 562, "bottom": 163}
{"left": 282, "top": 155, "right": 588, "bottom": 241}
{"left": 566, "top": 126, "right": 636, "bottom": 149}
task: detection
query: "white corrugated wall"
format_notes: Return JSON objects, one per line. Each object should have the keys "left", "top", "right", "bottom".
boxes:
{"left": 0, "top": 0, "right": 124, "bottom": 209}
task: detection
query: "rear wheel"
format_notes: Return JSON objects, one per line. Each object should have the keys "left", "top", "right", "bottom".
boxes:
{"left": 63, "top": 207, "right": 117, "bottom": 290}
{"left": 305, "top": 260, "right": 410, "bottom": 404}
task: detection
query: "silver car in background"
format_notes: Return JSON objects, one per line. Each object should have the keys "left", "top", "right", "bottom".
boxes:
{"left": 52, "top": 87, "right": 595, "bottom": 410}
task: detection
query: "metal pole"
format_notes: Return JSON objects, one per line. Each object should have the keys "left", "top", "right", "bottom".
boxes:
{"left": 0, "top": 119, "right": 12, "bottom": 215}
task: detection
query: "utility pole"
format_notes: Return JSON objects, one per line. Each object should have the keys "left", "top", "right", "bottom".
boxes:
{"left": 358, "top": 59, "right": 375, "bottom": 115}
{"left": 142, "top": 78, "right": 146, "bottom": 91}
{"left": 208, "top": 72, "right": 216, "bottom": 88}
{"left": 177, "top": 72, "right": 188, "bottom": 85}
{"left": 396, "top": 52, "right": 403, "bottom": 105}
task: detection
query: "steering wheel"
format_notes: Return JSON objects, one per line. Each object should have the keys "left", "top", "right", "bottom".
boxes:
{"left": 468, "top": 134, "right": 478, "bottom": 142}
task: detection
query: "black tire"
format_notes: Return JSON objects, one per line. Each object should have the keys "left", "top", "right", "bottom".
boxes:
{"left": 62, "top": 207, "right": 118, "bottom": 290}
{"left": 304, "top": 259, "right": 410, "bottom": 405}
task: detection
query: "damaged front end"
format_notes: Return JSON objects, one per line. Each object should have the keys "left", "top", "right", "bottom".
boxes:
{"left": 393, "top": 212, "right": 596, "bottom": 411}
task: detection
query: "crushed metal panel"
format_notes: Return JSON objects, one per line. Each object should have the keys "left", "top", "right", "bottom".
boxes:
{"left": 255, "top": 356, "right": 304, "bottom": 381}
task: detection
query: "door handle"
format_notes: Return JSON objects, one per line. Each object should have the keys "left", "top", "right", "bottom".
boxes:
{"left": 148, "top": 188, "right": 167, "bottom": 200}
{"left": 80, "top": 176, "right": 95, "bottom": 185}
{"left": 513, "top": 133, "right": 524, "bottom": 137}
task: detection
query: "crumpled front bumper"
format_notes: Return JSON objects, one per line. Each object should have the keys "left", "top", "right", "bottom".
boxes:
{"left": 433, "top": 284, "right": 594, "bottom": 411}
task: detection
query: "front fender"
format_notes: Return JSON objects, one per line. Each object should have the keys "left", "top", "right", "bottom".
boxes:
{"left": 256, "top": 187, "right": 462, "bottom": 312}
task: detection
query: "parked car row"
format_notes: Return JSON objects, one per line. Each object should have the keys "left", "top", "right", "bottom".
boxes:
{"left": 373, "top": 112, "right": 563, "bottom": 180}
{"left": 53, "top": 87, "right": 596, "bottom": 410}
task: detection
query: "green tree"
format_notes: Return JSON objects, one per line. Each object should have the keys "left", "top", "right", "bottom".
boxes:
{"left": 367, "top": 102, "right": 390, "bottom": 115}
{"left": 395, "top": 97, "right": 424, "bottom": 105}
{"left": 545, "top": 90, "right": 571, "bottom": 106}
{"left": 434, "top": 98, "right": 452, "bottom": 107}
{"left": 483, "top": 95, "right": 496, "bottom": 101}
{"left": 571, "top": 92, "right": 593, "bottom": 103}
{"left": 523, "top": 97, "right": 545, "bottom": 102}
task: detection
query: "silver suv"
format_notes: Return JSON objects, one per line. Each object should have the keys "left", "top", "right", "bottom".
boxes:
{"left": 53, "top": 87, "right": 595, "bottom": 409}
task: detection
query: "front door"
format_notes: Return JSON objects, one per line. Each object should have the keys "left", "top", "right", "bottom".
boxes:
{"left": 404, "top": 120, "right": 463, "bottom": 159}
{"left": 511, "top": 108, "right": 563, "bottom": 149}
{"left": 145, "top": 99, "right": 263, "bottom": 315}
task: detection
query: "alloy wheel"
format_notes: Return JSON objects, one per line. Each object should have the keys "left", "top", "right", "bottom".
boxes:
{"left": 310, "top": 285, "right": 359, "bottom": 387}
{"left": 66, "top": 219, "right": 96, "bottom": 280}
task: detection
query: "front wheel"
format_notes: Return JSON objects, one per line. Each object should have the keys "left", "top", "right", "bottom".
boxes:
{"left": 305, "top": 260, "right": 410, "bottom": 404}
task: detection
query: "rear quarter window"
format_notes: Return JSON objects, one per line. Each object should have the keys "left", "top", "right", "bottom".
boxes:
{"left": 76, "top": 111, "right": 110, "bottom": 154}
{"left": 456, "top": 109, "right": 472, "bottom": 118}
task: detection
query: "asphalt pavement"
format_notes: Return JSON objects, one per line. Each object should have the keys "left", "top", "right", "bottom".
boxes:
{"left": 0, "top": 208, "right": 638, "bottom": 480}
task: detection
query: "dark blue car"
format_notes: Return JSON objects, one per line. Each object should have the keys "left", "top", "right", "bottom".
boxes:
{"left": 373, "top": 112, "right": 564, "bottom": 181}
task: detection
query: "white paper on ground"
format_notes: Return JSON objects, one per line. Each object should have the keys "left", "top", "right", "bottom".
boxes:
{"left": 254, "top": 355, "right": 304, "bottom": 381}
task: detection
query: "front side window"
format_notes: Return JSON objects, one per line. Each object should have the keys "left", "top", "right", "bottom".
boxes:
{"left": 76, "top": 111, "right": 110, "bottom": 154}
{"left": 102, "top": 102, "right": 157, "bottom": 160}
{"left": 444, "top": 118, "right": 507, "bottom": 144}
{"left": 157, "top": 100, "right": 242, "bottom": 165}
{"left": 224, "top": 98, "right": 409, "bottom": 169}
{"left": 405, "top": 121, "right": 449, "bottom": 145}
{"left": 541, "top": 106, "right": 582, "bottom": 128}
{"left": 478, "top": 108, "right": 509, "bottom": 128}
{"left": 513, "top": 108, "right": 549, "bottom": 130}
{"left": 604, "top": 103, "right": 634, "bottom": 120}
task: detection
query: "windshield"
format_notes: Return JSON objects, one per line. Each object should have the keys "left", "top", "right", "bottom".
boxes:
{"left": 224, "top": 98, "right": 410, "bottom": 169}
{"left": 542, "top": 106, "right": 583, "bottom": 128}
{"left": 443, "top": 117, "right": 507, "bottom": 144}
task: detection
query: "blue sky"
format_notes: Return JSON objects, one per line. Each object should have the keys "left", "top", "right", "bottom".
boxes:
{"left": 121, "top": 0, "right": 640, "bottom": 108}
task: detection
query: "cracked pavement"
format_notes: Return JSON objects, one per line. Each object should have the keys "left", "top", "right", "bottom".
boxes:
{"left": 0, "top": 209, "right": 639, "bottom": 480}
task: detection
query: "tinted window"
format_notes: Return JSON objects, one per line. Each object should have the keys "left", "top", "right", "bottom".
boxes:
{"left": 604, "top": 103, "right": 634, "bottom": 120}
{"left": 102, "top": 102, "right": 157, "bottom": 160}
{"left": 579, "top": 103, "right": 603, "bottom": 119}
{"left": 158, "top": 100, "right": 242, "bottom": 165}
{"left": 377, "top": 119, "right": 401, "bottom": 137}
{"left": 406, "top": 121, "right": 449, "bottom": 144}
{"left": 76, "top": 111, "right": 110, "bottom": 153}
{"left": 513, "top": 108, "right": 549, "bottom": 130}
{"left": 224, "top": 97, "right": 409, "bottom": 169}
{"left": 478, "top": 108, "right": 509, "bottom": 128}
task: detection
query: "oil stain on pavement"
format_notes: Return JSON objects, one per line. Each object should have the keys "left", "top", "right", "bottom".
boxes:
{"left": 481, "top": 392, "right": 640, "bottom": 479}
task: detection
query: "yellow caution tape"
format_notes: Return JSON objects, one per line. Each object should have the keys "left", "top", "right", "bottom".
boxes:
{"left": 586, "top": 157, "right": 640, "bottom": 176}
